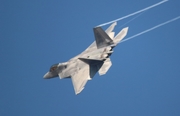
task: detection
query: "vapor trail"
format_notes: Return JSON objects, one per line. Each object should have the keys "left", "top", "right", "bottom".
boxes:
{"left": 118, "top": 12, "right": 145, "bottom": 29}
{"left": 96, "top": 0, "right": 168, "bottom": 27}
{"left": 120, "top": 16, "right": 180, "bottom": 43}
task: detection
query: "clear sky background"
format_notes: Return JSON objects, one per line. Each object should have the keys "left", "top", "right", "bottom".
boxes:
{"left": 1, "top": 0, "right": 180, "bottom": 116}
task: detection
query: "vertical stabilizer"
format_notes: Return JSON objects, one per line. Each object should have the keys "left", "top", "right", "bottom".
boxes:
{"left": 93, "top": 27, "right": 114, "bottom": 49}
{"left": 105, "top": 22, "right": 117, "bottom": 39}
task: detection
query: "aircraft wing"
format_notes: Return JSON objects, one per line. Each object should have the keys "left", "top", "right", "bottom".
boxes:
{"left": 71, "top": 64, "right": 90, "bottom": 94}
{"left": 71, "top": 59, "right": 103, "bottom": 94}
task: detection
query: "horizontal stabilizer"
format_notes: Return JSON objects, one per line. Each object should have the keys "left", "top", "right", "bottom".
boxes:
{"left": 114, "top": 27, "right": 128, "bottom": 43}
{"left": 93, "top": 27, "right": 114, "bottom": 49}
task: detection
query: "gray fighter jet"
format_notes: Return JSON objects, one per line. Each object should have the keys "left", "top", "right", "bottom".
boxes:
{"left": 44, "top": 22, "right": 128, "bottom": 94}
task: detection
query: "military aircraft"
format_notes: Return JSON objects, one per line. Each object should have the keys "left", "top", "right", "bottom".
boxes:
{"left": 43, "top": 22, "right": 128, "bottom": 94}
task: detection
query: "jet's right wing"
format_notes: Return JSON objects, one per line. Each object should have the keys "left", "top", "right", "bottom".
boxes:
{"left": 71, "top": 59, "right": 103, "bottom": 94}
{"left": 71, "top": 64, "right": 90, "bottom": 95}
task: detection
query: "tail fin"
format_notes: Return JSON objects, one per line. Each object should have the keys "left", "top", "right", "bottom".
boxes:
{"left": 93, "top": 27, "right": 113, "bottom": 49}
{"left": 105, "top": 22, "right": 117, "bottom": 39}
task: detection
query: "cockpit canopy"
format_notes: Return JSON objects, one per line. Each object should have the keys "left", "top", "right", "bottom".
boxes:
{"left": 49, "top": 63, "right": 59, "bottom": 72}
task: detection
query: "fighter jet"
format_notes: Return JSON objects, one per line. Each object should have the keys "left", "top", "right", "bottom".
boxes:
{"left": 44, "top": 22, "right": 128, "bottom": 94}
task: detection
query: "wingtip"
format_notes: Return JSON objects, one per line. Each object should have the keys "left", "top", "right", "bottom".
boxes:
{"left": 123, "top": 27, "right": 129, "bottom": 36}
{"left": 122, "top": 27, "right": 129, "bottom": 34}
{"left": 124, "top": 27, "right": 129, "bottom": 31}
{"left": 74, "top": 87, "right": 84, "bottom": 95}
{"left": 75, "top": 93, "right": 79, "bottom": 95}
{"left": 113, "top": 21, "right": 117, "bottom": 26}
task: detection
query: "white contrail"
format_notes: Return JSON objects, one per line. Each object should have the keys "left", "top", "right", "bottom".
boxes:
{"left": 118, "top": 11, "right": 145, "bottom": 29}
{"left": 96, "top": 0, "right": 168, "bottom": 27}
{"left": 120, "top": 16, "right": 180, "bottom": 43}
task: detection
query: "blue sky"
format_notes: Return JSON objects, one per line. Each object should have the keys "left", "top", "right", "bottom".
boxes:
{"left": 1, "top": 0, "right": 180, "bottom": 116}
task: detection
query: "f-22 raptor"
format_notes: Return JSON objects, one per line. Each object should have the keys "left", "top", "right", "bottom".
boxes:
{"left": 44, "top": 22, "right": 128, "bottom": 94}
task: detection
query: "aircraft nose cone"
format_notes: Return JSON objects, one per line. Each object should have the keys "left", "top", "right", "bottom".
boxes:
{"left": 43, "top": 72, "right": 50, "bottom": 79}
